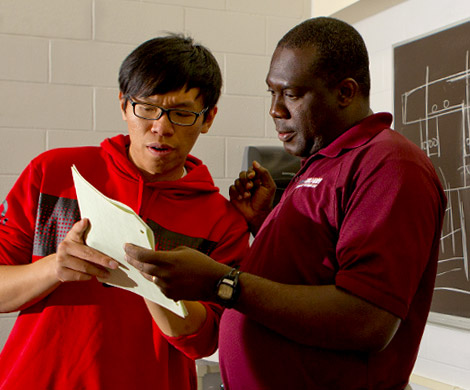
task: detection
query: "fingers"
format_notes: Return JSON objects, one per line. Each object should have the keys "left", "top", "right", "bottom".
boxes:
{"left": 124, "top": 243, "right": 165, "bottom": 280}
{"left": 124, "top": 245, "right": 183, "bottom": 297}
{"left": 124, "top": 245, "right": 225, "bottom": 302}
{"left": 229, "top": 161, "right": 276, "bottom": 202}
{"left": 55, "top": 256, "right": 107, "bottom": 282}
{"left": 124, "top": 243, "right": 162, "bottom": 266}
{"left": 59, "top": 238, "right": 119, "bottom": 270}
{"left": 123, "top": 244, "right": 186, "bottom": 272}
{"left": 56, "top": 241, "right": 118, "bottom": 282}
{"left": 67, "top": 220, "right": 119, "bottom": 269}
{"left": 55, "top": 219, "right": 119, "bottom": 282}
{"left": 229, "top": 162, "right": 261, "bottom": 201}
{"left": 251, "top": 161, "right": 276, "bottom": 190}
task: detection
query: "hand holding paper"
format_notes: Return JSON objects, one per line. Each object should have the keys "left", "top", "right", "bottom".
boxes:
{"left": 72, "top": 165, "right": 187, "bottom": 317}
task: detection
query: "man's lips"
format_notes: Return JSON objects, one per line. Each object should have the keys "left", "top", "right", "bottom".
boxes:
{"left": 277, "top": 131, "right": 295, "bottom": 142}
{"left": 147, "top": 144, "right": 174, "bottom": 154}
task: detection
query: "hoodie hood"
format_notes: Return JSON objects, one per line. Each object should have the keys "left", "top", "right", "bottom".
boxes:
{"left": 101, "top": 134, "right": 219, "bottom": 197}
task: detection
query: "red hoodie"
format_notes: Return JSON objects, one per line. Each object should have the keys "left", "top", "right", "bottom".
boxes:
{"left": 0, "top": 134, "right": 249, "bottom": 390}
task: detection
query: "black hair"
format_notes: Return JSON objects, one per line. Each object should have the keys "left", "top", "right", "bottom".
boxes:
{"left": 278, "top": 17, "right": 370, "bottom": 97}
{"left": 119, "top": 34, "right": 222, "bottom": 114}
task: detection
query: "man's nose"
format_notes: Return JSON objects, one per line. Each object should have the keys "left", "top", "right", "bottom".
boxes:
{"left": 270, "top": 96, "right": 290, "bottom": 119}
{"left": 150, "top": 113, "right": 175, "bottom": 136}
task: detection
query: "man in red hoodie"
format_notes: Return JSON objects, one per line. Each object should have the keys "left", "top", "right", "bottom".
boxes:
{"left": 0, "top": 35, "right": 249, "bottom": 390}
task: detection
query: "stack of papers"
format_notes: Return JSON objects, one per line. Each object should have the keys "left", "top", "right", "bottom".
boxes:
{"left": 72, "top": 165, "right": 187, "bottom": 317}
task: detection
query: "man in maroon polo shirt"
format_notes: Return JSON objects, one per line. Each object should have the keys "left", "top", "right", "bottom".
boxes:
{"left": 125, "top": 17, "right": 447, "bottom": 389}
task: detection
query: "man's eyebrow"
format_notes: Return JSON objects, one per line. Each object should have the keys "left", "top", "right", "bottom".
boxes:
{"left": 171, "top": 101, "right": 198, "bottom": 109}
{"left": 266, "top": 83, "right": 304, "bottom": 92}
{"left": 137, "top": 98, "right": 198, "bottom": 109}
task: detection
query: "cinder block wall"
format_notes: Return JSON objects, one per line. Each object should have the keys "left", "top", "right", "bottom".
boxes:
{"left": 0, "top": 0, "right": 310, "bottom": 349}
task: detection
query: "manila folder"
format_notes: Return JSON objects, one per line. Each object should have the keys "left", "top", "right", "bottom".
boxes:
{"left": 71, "top": 165, "right": 187, "bottom": 317}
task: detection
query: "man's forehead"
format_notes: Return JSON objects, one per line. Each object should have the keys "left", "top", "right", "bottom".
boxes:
{"left": 139, "top": 87, "right": 202, "bottom": 106}
{"left": 267, "top": 46, "right": 317, "bottom": 87}
{"left": 271, "top": 46, "right": 317, "bottom": 68}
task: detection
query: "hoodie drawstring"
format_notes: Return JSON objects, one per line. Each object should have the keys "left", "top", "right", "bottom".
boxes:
{"left": 137, "top": 177, "right": 144, "bottom": 214}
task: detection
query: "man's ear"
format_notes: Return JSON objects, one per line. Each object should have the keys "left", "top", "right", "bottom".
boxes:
{"left": 337, "top": 78, "right": 359, "bottom": 107}
{"left": 200, "top": 106, "right": 218, "bottom": 134}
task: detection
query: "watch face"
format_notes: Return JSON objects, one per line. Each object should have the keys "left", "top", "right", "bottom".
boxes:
{"left": 218, "top": 282, "right": 233, "bottom": 300}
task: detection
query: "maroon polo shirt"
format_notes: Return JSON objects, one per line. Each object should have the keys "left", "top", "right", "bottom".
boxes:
{"left": 219, "top": 113, "right": 446, "bottom": 389}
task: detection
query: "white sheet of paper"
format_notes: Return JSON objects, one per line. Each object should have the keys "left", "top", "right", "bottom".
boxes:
{"left": 71, "top": 165, "right": 187, "bottom": 318}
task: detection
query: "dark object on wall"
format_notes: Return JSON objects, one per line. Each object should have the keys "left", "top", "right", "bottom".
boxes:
{"left": 394, "top": 19, "right": 470, "bottom": 329}
{"left": 196, "top": 359, "right": 223, "bottom": 390}
{"left": 243, "top": 145, "right": 301, "bottom": 206}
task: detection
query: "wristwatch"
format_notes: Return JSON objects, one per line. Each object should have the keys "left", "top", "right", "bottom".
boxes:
{"left": 216, "top": 267, "right": 242, "bottom": 308}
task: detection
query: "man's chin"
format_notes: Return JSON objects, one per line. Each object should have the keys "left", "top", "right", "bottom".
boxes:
{"left": 283, "top": 142, "right": 303, "bottom": 157}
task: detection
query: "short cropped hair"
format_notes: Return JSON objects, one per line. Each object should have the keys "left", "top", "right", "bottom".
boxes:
{"left": 278, "top": 17, "right": 370, "bottom": 97}
{"left": 119, "top": 34, "right": 222, "bottom": 113}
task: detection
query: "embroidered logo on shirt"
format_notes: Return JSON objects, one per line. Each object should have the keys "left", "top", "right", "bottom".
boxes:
{"left": 295, "top": 177, "right": 323, "bottom": 189}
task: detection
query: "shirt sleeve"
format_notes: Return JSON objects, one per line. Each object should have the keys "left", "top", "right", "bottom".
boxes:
{"left": 335, "top": 146, "right": 445, "bottom": 319}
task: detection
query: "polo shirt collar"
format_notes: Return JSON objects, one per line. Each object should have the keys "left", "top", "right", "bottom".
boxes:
{"left": 317, "top": 112, "right": 393, "bottom": 159}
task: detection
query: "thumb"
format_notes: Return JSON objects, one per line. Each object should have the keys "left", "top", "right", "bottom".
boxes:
{"left": 68, "top": 218, "right": 90, "bottom": 243}
{"left": 124, "top": 243, "right": 160, "bottom": 264}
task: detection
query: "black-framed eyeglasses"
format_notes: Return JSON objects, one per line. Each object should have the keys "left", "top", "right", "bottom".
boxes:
{"left": 128, "top": 99, "right": 208, "bottom": 126}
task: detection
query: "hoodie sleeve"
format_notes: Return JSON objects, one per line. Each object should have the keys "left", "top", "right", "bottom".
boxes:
{"left": 0, "top": 161, "right": 41, "bottom": 266}
{"left": 162, "top": 301, "right": 223, "bottom": 359}
{"left": 160, "top": 204, "right": 250, "bottom": 359}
